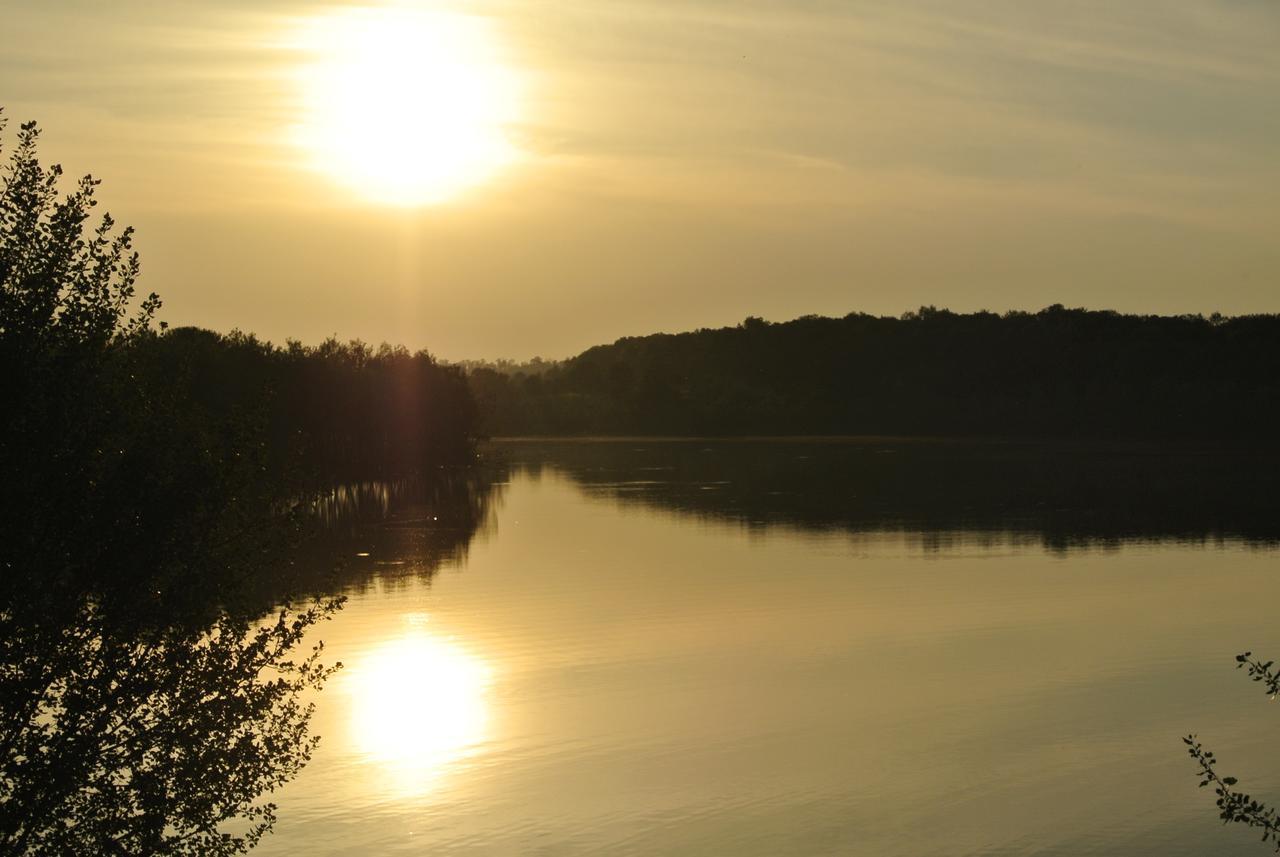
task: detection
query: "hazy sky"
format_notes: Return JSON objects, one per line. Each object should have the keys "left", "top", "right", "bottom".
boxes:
{"left": 2, "top": 0, "right": 1277, "bottom": 359}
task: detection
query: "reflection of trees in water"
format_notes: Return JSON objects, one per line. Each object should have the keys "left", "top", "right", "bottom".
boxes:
{"left": 291, "top": 467, "right": 510, "bottom": 595}
{"left": 0, "top": 464, "right": 506, "bottom": 855}
{"left": 313, "top": 469, "right": 505, "bottom": 537}
{"left": 496, "top": 440, "right": 1280, "bottom": 551}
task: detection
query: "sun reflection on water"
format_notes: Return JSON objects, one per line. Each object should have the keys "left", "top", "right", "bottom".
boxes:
{"left": 347, "top": 617, "right": 492, "bottom": 795}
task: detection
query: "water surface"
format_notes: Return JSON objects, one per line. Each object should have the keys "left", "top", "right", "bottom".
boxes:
{"left": 256, "top": 440, "right": 1280, "bottom": 856}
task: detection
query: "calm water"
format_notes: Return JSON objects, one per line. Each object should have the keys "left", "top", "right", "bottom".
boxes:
{"left": 256, "top": 440, "right": 1280, "bottom": 856}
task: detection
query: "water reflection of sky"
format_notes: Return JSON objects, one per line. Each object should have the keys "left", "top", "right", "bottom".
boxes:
{"left": 257, "top": 450, "right": 1280, "bottom": 857}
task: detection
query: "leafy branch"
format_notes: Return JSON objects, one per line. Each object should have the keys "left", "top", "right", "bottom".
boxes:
{"left": 1185, "top": 651, "right": 1280, "bottom": 851}
{"left": 1184, "top": 735, "right": 1280, "bottom": 849}
{"left": 1237, "top": 651, "right": 1280, "bottom": 698}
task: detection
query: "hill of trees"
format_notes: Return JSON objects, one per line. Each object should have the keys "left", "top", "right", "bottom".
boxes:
{"left": 468, "top": 308, "right": 1280, "bottom": 441}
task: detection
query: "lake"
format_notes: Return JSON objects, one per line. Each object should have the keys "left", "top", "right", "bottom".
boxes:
{"left": 255, "top": 439, "right": 1280, "bottom": 856}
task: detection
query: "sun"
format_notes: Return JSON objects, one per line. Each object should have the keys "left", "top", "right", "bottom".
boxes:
{"left": 291, "top": 6, "right": 521, "bottom": 206}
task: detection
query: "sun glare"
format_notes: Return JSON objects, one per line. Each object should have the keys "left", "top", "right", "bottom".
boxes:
{"left": 348, "top": 627, "right": 492, "bottom": 794}
{"left": 291, "top": 6, "right": 521, "bottom": 206}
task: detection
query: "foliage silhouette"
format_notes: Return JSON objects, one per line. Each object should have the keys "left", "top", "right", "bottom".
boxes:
{"left": 0, "top": 110, "right": 479, "bottom": 853}
{"left": 0, "top": 115, "right": 157, "bottom": 351}
{"left": 1185, "top": 653, "right": 1280, "bottom": 852}
{"left": 135, "top": 327, "right": 478, "bottom": 487}
{"left": 470, "top": 308, "right": 1280, "bottom": 441}
{"left": 0, "top": 600, "right": 342, "bottom": 855}
{"left": 0, "top": 108, "right": 341, "bottom": 855}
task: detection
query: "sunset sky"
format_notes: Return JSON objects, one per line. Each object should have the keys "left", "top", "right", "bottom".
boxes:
{"left": 3, "top": 0, "right": 1277, "bottom": 359}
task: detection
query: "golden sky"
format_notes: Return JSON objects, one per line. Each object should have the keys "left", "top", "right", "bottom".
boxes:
{"left": 3, "top": 0, "right": 1278, "bottom": 359}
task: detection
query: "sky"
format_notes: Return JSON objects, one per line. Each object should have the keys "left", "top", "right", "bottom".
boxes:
{"left": 2, "top": 0, "right": 1278, "bottom": 360}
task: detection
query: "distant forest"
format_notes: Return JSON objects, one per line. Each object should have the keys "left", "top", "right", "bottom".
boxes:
{"left": 467, "top": 307, "right": 1280, "bottom": 441}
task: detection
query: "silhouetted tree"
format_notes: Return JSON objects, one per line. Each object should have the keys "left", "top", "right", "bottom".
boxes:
{"left": 0, "top": 600, "right": 342, "bottom": 856}
{"left": 0, "top": 115, "right": 157, "bottom": 351}
{"left": 0, "top": 109, "right": 347, "bottom": 855}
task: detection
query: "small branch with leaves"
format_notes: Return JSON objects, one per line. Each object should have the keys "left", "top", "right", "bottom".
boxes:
{"left": 1184, "top": 735, "right": 1280, "bottom": 849}
{"left": 1237, "top": 651, "right": 1280, "bottom": 698}
{"left": 1185, "top": 650, "right": 1280, "bottom": 851}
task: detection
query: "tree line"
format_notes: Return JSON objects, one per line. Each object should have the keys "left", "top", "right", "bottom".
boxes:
{"left": 136, "top": 328, "right": 478, "bottom": 486}
{"left": 468, "top": 308, "right": 1280, "bottom": 441}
